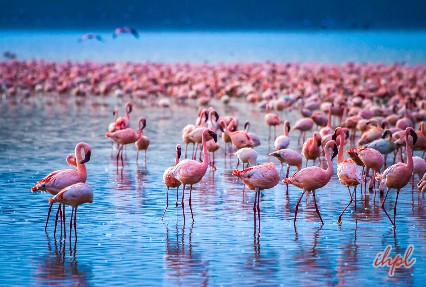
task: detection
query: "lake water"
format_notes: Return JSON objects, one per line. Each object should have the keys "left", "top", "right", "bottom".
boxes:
{"left": 1, "top": 30, "right": 426, "bottom": 63}
{"left": 1, "top": 30, "right": 426, "bottom": 286}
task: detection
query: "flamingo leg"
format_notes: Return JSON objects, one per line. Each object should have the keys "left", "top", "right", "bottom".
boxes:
{"left": 45, "top": 203, "right": 53, "bottom": 231}
{"left": 54, "top": 204, "right": 61, "bottom": 237}
{"left": 161, "top": 187, "right": 169, "bottom": 220}
{"left": 381, "top": 188, "right": 394, "bottom": 225}
{"left": 312, "top": 191, "right": 324, "bottom": 225}
{"left": 285, "top": 165, "right": 290, "bottom": 194}
{"left": 175, "top": 186, "right": 179, "bottom": 207}
{"left": 185, "top": 143, "right": 188, "bottom": 159}
{"left": 181, "top": 184, "right": 186, "bottom": 206}
{"left": 257, "top": 189, "right": 261, "bottom": 229}
{"left": 189, "top": 185, "right": 193, "bottom": 206}
{"left": 69, "top": 207, "right": 74, "bottom": 239}
{"left": 74, "top": 206, "right": 77, "bottom": 238}
{"left": 253, "top": 188, "right": 257, "bottom": 230}
{"left": 294, "top": 190, "right": 306, "bottom": 225}
{"left": 393, "top": 189, "right": 400, "bottom": 227}
{"left": 337, "top": 187, "right": 354, "bottom": 224}
{"left": 136, "top": 150, "right": 139, "bottom": 162}
{"left": 144, "top": 150, "right": 147, "bottom": 163}
{"left": 62, "top": 204, "right": 66, "bottom": 239}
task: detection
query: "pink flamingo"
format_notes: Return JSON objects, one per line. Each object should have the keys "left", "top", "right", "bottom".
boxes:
{"left": 232, "top": 162, "right": 280, "bottom": 228}
{"left": 234, "top": 147, "right": 258, "bottom": 169}
{"left": 302, "top": 132, "right": 322, "bottom": 166}
{"left": 292, "top": 117, "right": 314, "bottom": 144}
{"left": 376, "top": 127, "right": 417, "bottom": 226}
{"left": 48, "top": 182, "right": 93, "bottom": 239}
{"left": 274, "top": 120, "right": 291, "bottom": 150}
{"left": 334, "top": 127, "right": 363, "bottom": 224}
{"left": 284, "top": 140, "right": 338, "bottom": 225}
{"left": 135, "top": 119, "right": 150, "bottom": 162}
{"left": 115, "top": 102, "right": 132, "bottom": 130}
{"left": 108, "top": 107, "right": 119, "bottom": 133}
{"left": 31, "top": 142, "right": 91, "bottom": 234}
{"left": 269, "top": 148, "right": 302, "bottom": 193}
{"left": 162, "top": 144, "right": 182, "bottom": 218}
{"left": 112, "top": 26, "right": 139, "bottom": 38}
{"left": 264, "top": 109, "right": 281, "bottom": 141}
{"left": 219, "top": 119, "right": 254, "bottom": 150}
{"left": 106, "top": 117, "right": 145, "bottom": 164}
{"left": 412, "top": 156, "right": 426, "bottom": 191}
{"left": 171, "top": 129, "right": 217, "bottom": 221}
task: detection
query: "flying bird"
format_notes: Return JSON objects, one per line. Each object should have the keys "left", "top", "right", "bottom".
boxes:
{"left": 78, "top": 33, "right": 104, "bottom": 42}
{"left": 113, "top": 27, "right": 139, "bottom": 38}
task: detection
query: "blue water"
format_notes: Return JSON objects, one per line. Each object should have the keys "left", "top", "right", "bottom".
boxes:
{"left": 1, "top": 30, "right": 426, "bottom": 63}
{"left": 1, "top": 30, "right": 426, "bottom": 286}
{"left": 0, "top": 95, "right": 425, "bottom": 286}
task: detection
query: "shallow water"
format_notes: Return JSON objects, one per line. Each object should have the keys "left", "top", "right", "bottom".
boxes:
{"left": 1, "top": 30, "right": 426, "bottom": 64}
{"left": 0, "top": 94, "right": 425, "bottom": 286}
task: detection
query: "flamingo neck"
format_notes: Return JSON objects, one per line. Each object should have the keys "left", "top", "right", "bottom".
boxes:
{"left": 174, "top": 150, "right": 179, "bottom": 165}
{"left": 324, "top": 145, "right": 334, "bottom": 177}
{"left": 74, "top": 144, "right": 87, "bottom": 178}
{"left": 201, "top": 132, "right": 210, "bottom": 167}
{"left": 405, "top": 132, "right": 414, "bottom": 172}
{"left": 337, "top": 132, "right": 345, "bottom": 164}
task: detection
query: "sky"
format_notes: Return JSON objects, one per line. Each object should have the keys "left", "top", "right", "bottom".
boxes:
{"left": 2, "top": 0, "right": 426, "bottom": 30}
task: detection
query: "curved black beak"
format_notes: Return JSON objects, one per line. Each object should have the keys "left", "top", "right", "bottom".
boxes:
{"left": 210, "top": 131, "right": 218, "bottom": 142}
{"left": 81, "top": 150, "right": 91, "bottom": 164}
{"left": 382, "top": 130, "right": 392, "bottom": 139}
{"left": 140, "top": 118, "right": 147, "bottom": 131}
{"left": 345, "top": 130, "right": 349, "bottom": 139}
{"left": 410, "top": 130, "right": 418, "bottom": 145}
{"left": 214, "top": 111, "right": 219, "bottom": 121}
{"left": 204, "top": 111, "right": 209, "bottom": 122}
{"left": 332, "top": 131, "right": 337, "bottom": 141}
{"left": 244, "top": 121, "right": 249, "bottom": 131}
{"left": 269, "top": 151, "right": 281, "bottom": 159}
{"left": 317, "top": 139, "right": 322, "bottom": 147}
{"left": 128, "top": 104, "right": 132, "bottom": 113}
{"left": 287, "top": 123, "right": 291, "bottom": 133}
{"left": 177, "top": 146, "right": 182, "bottom": 159}
{"left": 331, "top": 144, "right": 338, "bottom": 160}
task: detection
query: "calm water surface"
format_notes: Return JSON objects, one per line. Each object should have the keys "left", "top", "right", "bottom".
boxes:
{"left": 0, "top": 95, "right": 425, "bottom": 286}
{"left": 1, "top": 30, "right": 426, "bottom": 63}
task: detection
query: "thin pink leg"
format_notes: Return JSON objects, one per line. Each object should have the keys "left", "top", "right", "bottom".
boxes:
{"left": 294, "top": 190, "right": 306, "bottom": 225}
{"left": 312, "top": 191, "right": 324, "bottom": 225}
{"left": 45, "top": 203, "right": 53, "bottom": 231}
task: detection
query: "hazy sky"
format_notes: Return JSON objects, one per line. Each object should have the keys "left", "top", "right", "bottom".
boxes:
{"left": 2, "top": 0, "right": 426, "bottom": 30}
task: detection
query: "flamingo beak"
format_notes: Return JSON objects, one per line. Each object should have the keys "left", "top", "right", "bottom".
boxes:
{"left": 332, "top": 131, "right": 337, "bottom": 141}
{"left": 332, "top": 144, "right": 338, "bottom": 160}
{"left": 345, "top": 130, "right": 349, "bottom": 139}
{"left": 269, "top": 151, "right": 280, "bottom": 159}
{"left": 317, "top": 139, "right": 322, "bottom": 147}
{"left": 411, "top": 130, "right": 418, "bottom": 145}
{"left": 287, "top": 123, "right": 291, "bottom": 133}
{"left": 210, "top": 131, "right": 218, "bottom": 142}
{"left": 177, "top": 147, "right": 182, "bottom": 159}
{"left": 81, "top": 150, "right": 91, "bottom": 164}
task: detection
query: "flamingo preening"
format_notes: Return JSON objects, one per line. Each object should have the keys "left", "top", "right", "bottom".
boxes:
{"left": 162, "top": 144, "right": 182, "bottom": 219}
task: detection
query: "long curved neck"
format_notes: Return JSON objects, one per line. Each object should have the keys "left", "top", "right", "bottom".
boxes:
{"left": 174, "top": 149, "right": 179, "bottom": 165}
{"left": 405, "top": 132, "right": 413, "bottom": 173}
{"left": 324, "top": 145, "right": 334, "bottom": 177}
{"left": 327, "top": 107, "right": 332, "bottom": 128}
{"left": 201, "top": 132, "right": 209, "bottom": 167}
{"left": 74, "top": 144, "right": 87, "bottom": 176}
{"left": 337, "top": 131, "right": 345, "bottom": 164}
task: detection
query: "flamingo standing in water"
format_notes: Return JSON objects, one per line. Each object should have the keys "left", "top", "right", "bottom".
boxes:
{"left": 219, "top": 119, "right": 254, "bottom": 150}
{"left": 264, "top": 109, "right": 281, "bottom": 141}
{"left": 48, "top": 182, "right": 93, "bottom": 239}
{"left": 31, "top": 142, "right": 91, "bottom": 234}
{"left": 232, "top": 162, "right": 280, "bottom": 228}
{"left": 106, "top": 117, "right": 145, "bottom": 163}
{"left": 334, "top": 127, "right": 363, "bottom": 224}
{"left": 376, "top": 127, "right": 417, "bottom": 226}
{"left": 274, "top": 120, "right": 291, "bottom": 150}
{"left": 171, "top": 129, "right": 217, "bottom": 221}
{"left": 284, "top": 140, "right": 338, "bottom": 225}
{"left": 135, "top": 118, "right": 150, "bottom": 162}
{"left": 244, "top": 121, "right": 261, "bottom": 147}
{"left": 269, "top": 149, "right": 302, "bottom": 193}
{"left": 302, "top": 132, "right": 322, "bottom": 166}
{"left": 234, "top": 147, "right": 258, "bottom": 169}
{"left": 115, "top": 102, "right": 132, "bottom": 130}
{"left": 292, "top": 117, "right": 314, "bottom": 145}
{"left": 162, "top": 144, "right": 182, "bottom": 218}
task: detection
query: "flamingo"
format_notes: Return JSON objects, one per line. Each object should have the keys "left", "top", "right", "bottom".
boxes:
{"left": 181, "top": 109, "right": 208, "bottom": 158}
{"left": 78, "top": 33, "right": 104, "bottom": 42}
{"left": 171, "top": 129, "right": 217, "bottom": 221}
{"left": 135, "top": 118, "right": 150, "bottom": 162}
{"left": 292, "top": 117, "right": 314, "bottom": 145}
{"left": 48, "top": 183, "right": 93, "bottom": 239}
{"left": 106, "top": 117, "right": 144, "bottom": 163}
{"left": 31, "top": 142, "right": 91, "bottom": 233}
{"left": 112, "top": 26, "right": 139, "bottom": 38}
{"left": 366, "top": 130, "right": 395, "bottom": 168}
{"left": 162, "top": 144, "right": 182, "bottom": 218}
{"left": 269, "top": 148, "right": 302, "bottom": 193}
{"left": 219, "top": 119, "right": 254, "bottom": 150}
{"left": 412, "top": 156, "right": 426, "bottom": 191}
{"left": 264, "top": 109, "right": 281, "bottom": 141}
{"left": 334, "top": 127, "right": 363, "bottom": 224}
{"left": 206, "top": 138, "right": 221, "bottom": 170}
{"left": 302, "top": 132, "right": 322, "bottom": 166}
{"left": 376, "top": 127, "right": 417, "bottom": 226}
{"left": 108, "top": 107, "right": 119, "bottom": 133}
{"left": 274, "top": 120, "right": 290, "bottom": 150}
{"left": 115, "top": 102, "right": 132, "bottom": 130}
{"left": 234, "top": 147, "right": 258, "bottom": 169}
{"left": 244, "top": 121, "right": 261, "bottom": 147}
{"left": 232, "top": 162, "right": 280, "bottom": 228}
{"left": 284, "top": 140, "right": 338, "bottom": 225}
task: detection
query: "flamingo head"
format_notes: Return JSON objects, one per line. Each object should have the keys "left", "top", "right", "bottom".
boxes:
{"left": 176, "top": 144, "right": 182, "bottom": 159}
{"left": 244, "top": 121, "right": 250, "bottom": 131}
{"left": 232, "top": 169, "right": 242, "bottom": 179}
{"left": 331, "top": 143, "right": 338, "bottom": 160}
{"left": 139, "top": 117, "right": 147, "bottom": 131}
{"left": 381, "top": 129, "right": 392, "bottom": 139}
{"left": 407, "top": 127, "right": 418, "bottom": 145}
{"left": 207, "top": 130, "right": 217, "bottom": 142}
{"left": 269, "top": 151, "right": 281, "bottom": 159}
{"left": 81, "top": 150, "right": 91, "bottom": 164}
{"left": 346, "top": 148, "right": 364, "bottom": 166}
{"left": 285, "top": 121, "right": 291, "bottom": 133}
{"left": 126, "top": 102, "right": 133, "bottom": 114}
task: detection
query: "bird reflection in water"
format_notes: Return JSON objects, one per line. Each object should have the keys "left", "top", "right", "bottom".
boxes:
{"left": 336, "top": 223, "right": 359, "bottom": 286}
{"left": 164, "top": 223, "right": 209, "bottom": 286}
{"left": 136, "top": 164, "right": 149, "bottom": 207}
{"left": 36, "top": 233, "right": 91, "bottom": 287}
